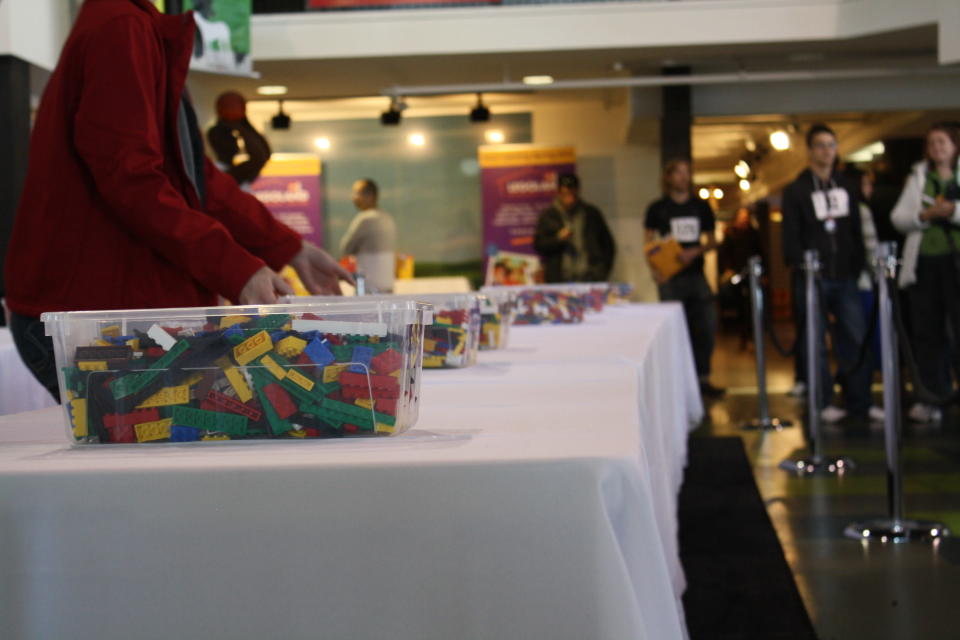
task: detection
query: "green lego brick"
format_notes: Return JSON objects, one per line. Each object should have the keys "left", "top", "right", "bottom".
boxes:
{"left": 171, "top": 405, "right": 248, "bottom": 436}
{"left": 110, "top": 339, "right": 190, "bottom": 399}
{"left": 252, "top": 314, "right": 290, "bottom": 331}
{"left": 249, "top": 368, "right": 293, "bottom": 436}
{"left": 62, "top": 367, "right": 82, "bottom": 394}
{"left": 331, "top": 345, "right": 354, "bottom": 362}
{"left": 319, "top": 397, "right": 376, "bottom": 430}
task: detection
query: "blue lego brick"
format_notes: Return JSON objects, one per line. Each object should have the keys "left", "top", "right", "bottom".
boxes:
{"left": 170, "top": 426, "right": 201, "bottom": 442}
{"left": 304, "top": 337, "right": 335, "bottom": 367}
{"left": 348, "top": 346, "right": 373, "bottom": 373}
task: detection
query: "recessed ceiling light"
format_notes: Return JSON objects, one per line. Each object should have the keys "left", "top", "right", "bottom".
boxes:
{"left": 485, "top": 129, "right": 505, "bottom": 144}
{"left": 314, "top": 137, "right": 331, "bottom": 151}
{"left": 522, "top": 75, "right": 555, "bottom": 86}
{"left": 408, "top": 132, "right": 426, "bottom": 147}
{"left": 257, "top": 85, "right": 288, "bottom": 96}
{"left": 770, "top": 130, "right": 791, "bottom": 151}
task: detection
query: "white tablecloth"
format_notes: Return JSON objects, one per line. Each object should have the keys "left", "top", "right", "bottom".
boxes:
{"left": 0, "top": 305, "right": 702, "bottom": 640}
{"left": 0, "top": 328, "right": 58, "bottom": 416}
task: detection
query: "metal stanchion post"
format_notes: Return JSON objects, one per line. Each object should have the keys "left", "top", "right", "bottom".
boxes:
{"left": 845, "top": 243, "right": 950, "bottom": 542}
{"left": 742, "top": 256, "right": 792, "bottom": 431}
{"left": 780, "top": 250, "right": 854, "bottom": 475}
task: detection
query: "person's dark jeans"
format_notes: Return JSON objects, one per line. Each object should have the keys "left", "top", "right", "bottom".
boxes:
{"left": 817, "top": 278, "right": 872, "bottom": 415}
{"left": 9, "top": 312, "right": 61, "bottom": 403}
{"left": 908, "top": 255, "right": 960, "bottom": 403}
{"left": 659, "top": 270, "right": 717, "bottom": 379}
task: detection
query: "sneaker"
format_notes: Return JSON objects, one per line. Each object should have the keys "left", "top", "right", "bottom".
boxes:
{"left": 907, "top": 403, "right": 943, "bottom": 424}
{"left": 699, "top": 382, "right": 726, "bottom": 398}
{"left": 820, "top": 405, "right": 848, "bottom": 423}
{"left": 787, "top": 381, "right": 807, "bottom": 398}
{"left": 868, "top": 406, "right": 886, "bottom": 422}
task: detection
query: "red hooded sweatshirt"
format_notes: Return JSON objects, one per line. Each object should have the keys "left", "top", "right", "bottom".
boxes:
{"left": 4, "top": 0, "right": 302, "bottom": 317}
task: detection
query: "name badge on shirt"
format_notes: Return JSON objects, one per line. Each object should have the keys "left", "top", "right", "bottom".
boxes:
{"left": 670, "top": 217, "right": 701, "bottom": 243}
{"left": 811, "top": 188, "right": 850, "bottom": 222}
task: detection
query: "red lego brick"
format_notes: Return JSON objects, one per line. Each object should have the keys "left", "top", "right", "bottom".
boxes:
{"left": 263, "top": 383, "right": 297, "bottom": 419}
{"left": 145, "top": 347, "right": 166, "bottom": 358}
{"left": 103, "top": 407, "right": 160, "bottom": 429}
{"left": 203, "top": 390, "right": 263, "bottom": 421}
{"left": 343, "top": 423, "right": 360, "bottom": 434}
{"left": 339, "top": 371, "right": 400, "bottom": 397}
{"left": 106, "top": 423, "right": 136, "bottom": 443}
{"left": 376, "top": 398, "right": 398, "bottom": 416}
{"left": 303, "top": 427, "right": 321, "bottom": 438}
{"left": 371, "top": 348, "right": 402, "bottom": 375}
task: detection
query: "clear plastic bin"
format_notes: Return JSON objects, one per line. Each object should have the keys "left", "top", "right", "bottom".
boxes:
{"left": 42, "top": 300, "right": 432, "bottom": 445}
{"left": 483, "top": 284, "right": 587, "bottom": 325}
{"left": 606, "top": 282, "right": 634, "bottom": 305}
{"left": 283, "top": 293, "right": 482, "bottom": 369}
{"left": 478, "top": 289, "right": 515, "bottom": 350}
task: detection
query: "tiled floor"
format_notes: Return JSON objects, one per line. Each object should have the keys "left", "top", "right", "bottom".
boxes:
{"left": 698, "top": 323, "right": 960, "bottom": 640}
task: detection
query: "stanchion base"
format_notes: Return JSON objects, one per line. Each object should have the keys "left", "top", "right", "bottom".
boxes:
{"left": 779, "top": 456, "right": 855, "bottom": 476}
{"left": 844, "top": 518, "right": 950, "bottom": 543}
{"left": 742, "top": 418, "right": 793, "bottom": 431}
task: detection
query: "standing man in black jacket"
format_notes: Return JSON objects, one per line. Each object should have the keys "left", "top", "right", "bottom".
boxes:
{"left": 645, "top": 159, "right": 723, "bottom": 398}
{"left": 534, "top": 173, "right": 616, "bottom": 283}
{"left": 782, "top": 123, "right": 879, "bottom": 423}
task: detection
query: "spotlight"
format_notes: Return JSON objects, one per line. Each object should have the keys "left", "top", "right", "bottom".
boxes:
{"left": 739, "top": 179, "right": 751, "bottom": 192}
{"left": 734, "top": 160, "right": 750, "bottom": 179}
{"left": 271, "top": 100, "right": 290, "bottom": 130}
{"left": 470, "top": 93, "right": 490, "bottom": 123}
{"left": 485, "top": 129, "right": 505, "bottom": 144}
{"left": 712, "top": 188, "right": 724, "bottom": 200}
{"left": 770, "top": 130, "right": 791, "bottom": 151}
{"left": 698, "top": 187, "right": 710, "bottom": 200}
{"left": 381, "top": 96, "right": 405, "bottom": 126}
{"left": 314, "top": 137, "right": 331, "bottom": 151}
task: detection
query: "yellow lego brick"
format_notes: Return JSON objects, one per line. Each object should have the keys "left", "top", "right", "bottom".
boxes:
{"left": 389, "top": 370, "right": 402, "bottom": 378}
{"left": 78, "top": 361, "right": 107, "bottom": 371}
{"left": 219, "top": 315, "right": 252, "bottom": 329}
{"left": 217, "top": 356, "right": 253, "bottom": 403}
{"left": 233, "top": 330, "right": 272, "bottom": 366}
{"left": 286, "top": 368, "right": 315, "bottom": 391}
{"left": 288, "top": 429, "right": 306, "bottom": 438}
{"left": 101, "top": 325, "right": 121, "bottom": 338}
{"left": 135, "top": 418, "right": 173, "bottom": 443}
{"left": 435, "top": 316, "right": 452, "bottom": 326}
{"left": 94, "top": 339, "right": 112, "bottom": 347}
{"left": 375, "top": 422, "right": 395, "bottom": 435}
{"left": 275, "top": 336, "right": 307, "bottom": 358}
{"left": 423, "top": 338, "right": 437, "bottom": 352}
{"left": 125, "top": 338, "right": 140, "bottom": 351}
{"left": 355, "top": 398, "right": 373, "bottom": 409}
{"left": 183, "top": 371, "right": 205, "bottom": 387}
{"left": 322, "top": 364, "right": 348, "bottom": 383}
{"left": 423, "top": 355, "right": 445, "bottom": 368}
{"left": 260, "top": 354, "right": 286, "bottom": 380}
{"left": 137, "top": 385, "right": 190, "bottom": 408}
{"left": 202, "top": 434, "right": 231, "bottom": 441}
{"left": 70, "top": 398, "right": 88, "bottom": 438}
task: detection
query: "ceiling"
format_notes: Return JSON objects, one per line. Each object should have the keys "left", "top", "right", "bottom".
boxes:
{"left": 193, "top": 25, "right": 939, "bottom": 102}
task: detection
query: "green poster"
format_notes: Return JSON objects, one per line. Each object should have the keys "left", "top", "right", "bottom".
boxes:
{"left": 183, "top": 0, "right": 252, "bottom": 76}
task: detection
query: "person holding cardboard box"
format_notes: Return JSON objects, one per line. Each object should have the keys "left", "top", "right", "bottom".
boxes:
{"left": 645, "top": 159, "right": 723, "bottom": 398}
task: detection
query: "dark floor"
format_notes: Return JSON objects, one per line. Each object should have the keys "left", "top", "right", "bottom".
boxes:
{"left": 696, "top": 323, "right": 960, "bottom": 640}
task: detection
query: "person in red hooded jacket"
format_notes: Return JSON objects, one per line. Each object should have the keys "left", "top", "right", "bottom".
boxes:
{"left": 4, "top": 0, "right": 351, "bottom": 401}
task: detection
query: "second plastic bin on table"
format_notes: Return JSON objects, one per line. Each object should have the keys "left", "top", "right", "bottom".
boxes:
{"left": 285, "top": 293, "right": 482, "bottom": 369}
{"left": 42, "top": 300, "right": 432, "bottom": 445}
{"left": 483, "top": 284, "right": 587, "bottom": 325}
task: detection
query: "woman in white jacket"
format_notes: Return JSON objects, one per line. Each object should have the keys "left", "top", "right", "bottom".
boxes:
{"left": 890, "top": 123, "right": 960, "bottom": 423}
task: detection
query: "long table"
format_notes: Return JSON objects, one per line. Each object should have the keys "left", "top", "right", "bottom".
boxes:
{"left": 0, "top": 304, "right": 702, "bottom": 640}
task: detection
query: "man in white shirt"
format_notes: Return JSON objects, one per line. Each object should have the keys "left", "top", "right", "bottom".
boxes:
{"left": 339, "top": 179, "right": 397, "bottom": 293}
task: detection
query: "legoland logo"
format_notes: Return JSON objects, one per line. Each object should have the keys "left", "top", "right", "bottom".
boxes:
{"left": 254, "top": 181, "right": 310, "bottom": 204}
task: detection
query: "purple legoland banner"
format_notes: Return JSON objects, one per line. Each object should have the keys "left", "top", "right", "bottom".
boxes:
{"left": 250, "top": 154, "right": 323, "bottom": 247}
{"left": 479, "top": 145, "right": 576, "bottom": 282}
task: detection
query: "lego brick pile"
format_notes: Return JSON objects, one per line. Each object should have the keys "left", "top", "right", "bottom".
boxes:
{"left": 513, "top": 291, "right": 586, "bottom": 325}
{"left": 479, "top": 298, "right": 512, "bottom": 350}
{"left": 63, "top": 313, "right": 413, "bottom": 444}
{"left": 422, "top": 308, "right": 476, "bottom": 368}
{"left": 583, "top": 287, "right": 607, "bottom": 313}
